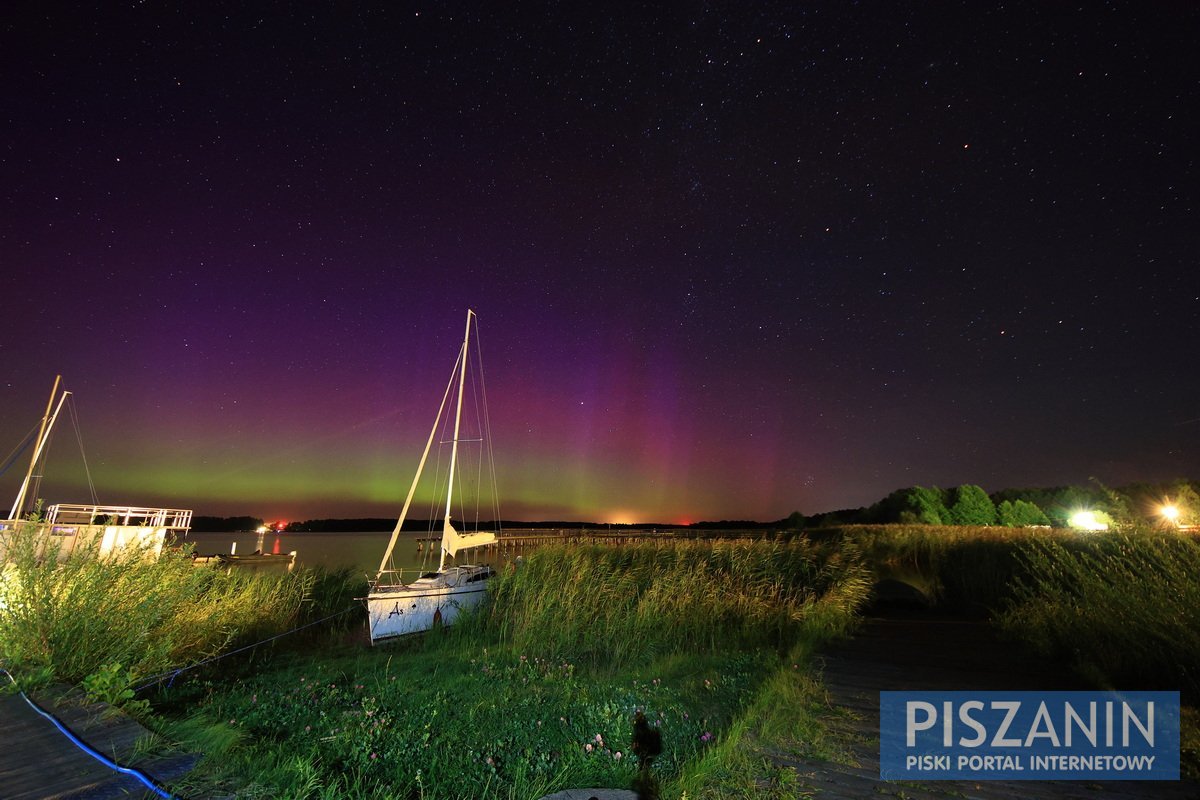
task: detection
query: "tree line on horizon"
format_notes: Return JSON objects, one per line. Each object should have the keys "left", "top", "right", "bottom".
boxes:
{"left": 801, "top": 478, "right": 1200, "bottom": 530}
{"left": 188, "top": 478, "right": 1199, "bottom": 533}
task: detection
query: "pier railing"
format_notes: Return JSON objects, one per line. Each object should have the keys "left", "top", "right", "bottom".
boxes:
{"left": 44, "top": 504, "right": 193, "bottom": 532}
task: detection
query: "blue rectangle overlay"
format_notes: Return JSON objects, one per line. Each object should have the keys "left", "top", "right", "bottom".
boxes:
{"left": 880, "top": 691, "right": 1179, "bottom": 781}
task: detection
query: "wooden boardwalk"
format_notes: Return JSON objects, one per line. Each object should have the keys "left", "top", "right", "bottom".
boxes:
{"left": 0, "top": 684, "right": 199, "bottom": 800}
{"left": 415, "top": 528, "right": 791, "bottom": 552}
{"left": 775, "top": 612, "right": 1197, "bottom": 799}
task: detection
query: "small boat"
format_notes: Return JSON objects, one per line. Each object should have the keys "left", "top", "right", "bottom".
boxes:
{"left": 191, "top": 552, "right": 297, "bottom": 572}
{"left": 189, "top": 528, "right": 298, "bottom": 571}
{"left": 365, "top": 310, "right": 499, "bottom": 643}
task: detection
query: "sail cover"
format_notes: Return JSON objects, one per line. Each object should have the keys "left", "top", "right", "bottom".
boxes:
{"left": 442, "top": 519, "right": 497, "bottom": 558}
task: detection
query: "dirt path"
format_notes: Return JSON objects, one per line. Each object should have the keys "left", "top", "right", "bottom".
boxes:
{"left": 772, "top": 612, "right": 1196, "bottom": 799}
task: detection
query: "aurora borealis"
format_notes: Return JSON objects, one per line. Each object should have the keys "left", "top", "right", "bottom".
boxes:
{"left": 1, "top": 4, "right": 1196, "bottom": 524}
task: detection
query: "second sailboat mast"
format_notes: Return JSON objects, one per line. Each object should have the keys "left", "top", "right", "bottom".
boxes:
{"left": 441, "top": 309, "right": 475, "bottom": 570}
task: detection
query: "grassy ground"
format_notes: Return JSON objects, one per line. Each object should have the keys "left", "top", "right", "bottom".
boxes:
{"left": 668, "top": 639, "right": 862, "bottom": 800}
{"left": 155, "top": 638, "right": 776, "bottom": 799}
{"left": 147, "top": 539, "right": 872, "bottom": 799}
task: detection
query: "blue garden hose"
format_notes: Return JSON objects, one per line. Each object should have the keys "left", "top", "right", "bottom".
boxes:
{"left": 1, "top": 667, "right": 180, "bottom": 800}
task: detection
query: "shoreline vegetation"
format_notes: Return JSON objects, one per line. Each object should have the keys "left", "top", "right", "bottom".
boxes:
{"left": 191, "top": 477, "right": 1200, "bottom": 533}
{"left": 1, "top": 523, "right": 1197, "bottom": 797}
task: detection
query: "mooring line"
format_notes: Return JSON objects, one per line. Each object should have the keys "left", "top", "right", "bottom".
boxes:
{"left": 133, "top": 605, "right": 359, "bottom": 693}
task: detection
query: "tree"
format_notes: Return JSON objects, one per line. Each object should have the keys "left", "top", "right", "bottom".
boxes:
{"left": 997, "top": 499, "right": 1050, "bottom": 527}
{"left": 890, "top": 486, "right": 949, "bottom": 525}
{"left": 947, "top": 484, "right": 996, "bottom": 526}
{"left": 1090, "top": 477, "right": 1136, "bottom": 529}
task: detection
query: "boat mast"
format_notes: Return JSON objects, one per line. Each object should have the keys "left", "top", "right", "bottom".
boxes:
{"left": 373, "top": 358, "right": 460, "bottom": 582}
{"left": 440, "top": 309, "right": 474, "bottom": 571}
{"left": 8, "top": 376, "right": 69, "bottom": 521}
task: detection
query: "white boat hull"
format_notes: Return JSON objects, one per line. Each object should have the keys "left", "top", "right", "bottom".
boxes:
{"left": 366, "top": 567, "right": 493, "bottom": 643}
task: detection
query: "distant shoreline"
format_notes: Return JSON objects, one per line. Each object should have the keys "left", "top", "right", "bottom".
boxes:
{"left": 188, "top": 515, "right": 786, "bottom": 533}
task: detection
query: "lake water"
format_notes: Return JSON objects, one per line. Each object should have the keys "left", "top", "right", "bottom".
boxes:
{"left": 177, "top": 530, "right": 514, "bottom": 577}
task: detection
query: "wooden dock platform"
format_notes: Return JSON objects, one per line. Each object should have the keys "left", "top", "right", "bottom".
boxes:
{"left": 0, "top": 683, "right": 199, "bottom": 800}
{"left": 415, "top": 528, "right": 789, "bottom": 550}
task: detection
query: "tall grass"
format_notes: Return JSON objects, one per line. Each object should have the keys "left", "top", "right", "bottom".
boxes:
{"left": 468, "top": 539, "right": 871, "bottom": 667}
{"left": 997, "top": 531, "right": 1200, "bottom": 702}
{"left": 817, "top": 524, "right": 1079, "bottom": 612}
{"left": 0, "top": 524, "right": 313, "bottom": 691}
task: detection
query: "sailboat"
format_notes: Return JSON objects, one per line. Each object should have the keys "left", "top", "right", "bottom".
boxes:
{"left": 365, "top": 310, "right": 499, "bottom": 643}
{"left": 0, "top": 375, "right": 193, "bottom": 563}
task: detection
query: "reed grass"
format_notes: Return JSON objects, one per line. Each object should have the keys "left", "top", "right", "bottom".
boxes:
{"left": 466, "top": 538, "right": 871, "bottom": 668}
{"left": 816, "top": 524, "right": 1080, "bottom": 612}
{"left": 997, "top": 531, "right": 1200, "bottom": 702}
{"left": 0, "top": 524, "right": 313, "bottom": 695}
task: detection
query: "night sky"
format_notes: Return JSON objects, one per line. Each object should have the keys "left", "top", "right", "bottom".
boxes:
{"left": 1, "top": 3, "right": 1196, "bottom": 524}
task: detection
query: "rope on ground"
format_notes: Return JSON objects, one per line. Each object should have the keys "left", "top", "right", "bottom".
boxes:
{"left": 133, "top": 605, "right": 360, "bottom": 693}
{"left": 1, "top": 666, "right": 180, "bottom": 800}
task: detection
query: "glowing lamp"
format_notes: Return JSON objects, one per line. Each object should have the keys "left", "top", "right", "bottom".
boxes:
{"left": 1161, "top": 505, "right": 1180, "bottom": 523}
{"left": 1069, "top": 510, "right": 1108, "bottom": 531}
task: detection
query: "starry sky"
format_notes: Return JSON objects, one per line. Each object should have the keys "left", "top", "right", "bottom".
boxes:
{"left": 1, "top": 3, "right": 1196, "bottom": 524}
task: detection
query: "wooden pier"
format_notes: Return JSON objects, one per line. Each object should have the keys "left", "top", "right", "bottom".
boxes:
{"left": 415, "top": 527, "right": 790, "bottom": 552}
{"left": 0, "top": 683, "right": 200, "bottom": 799}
